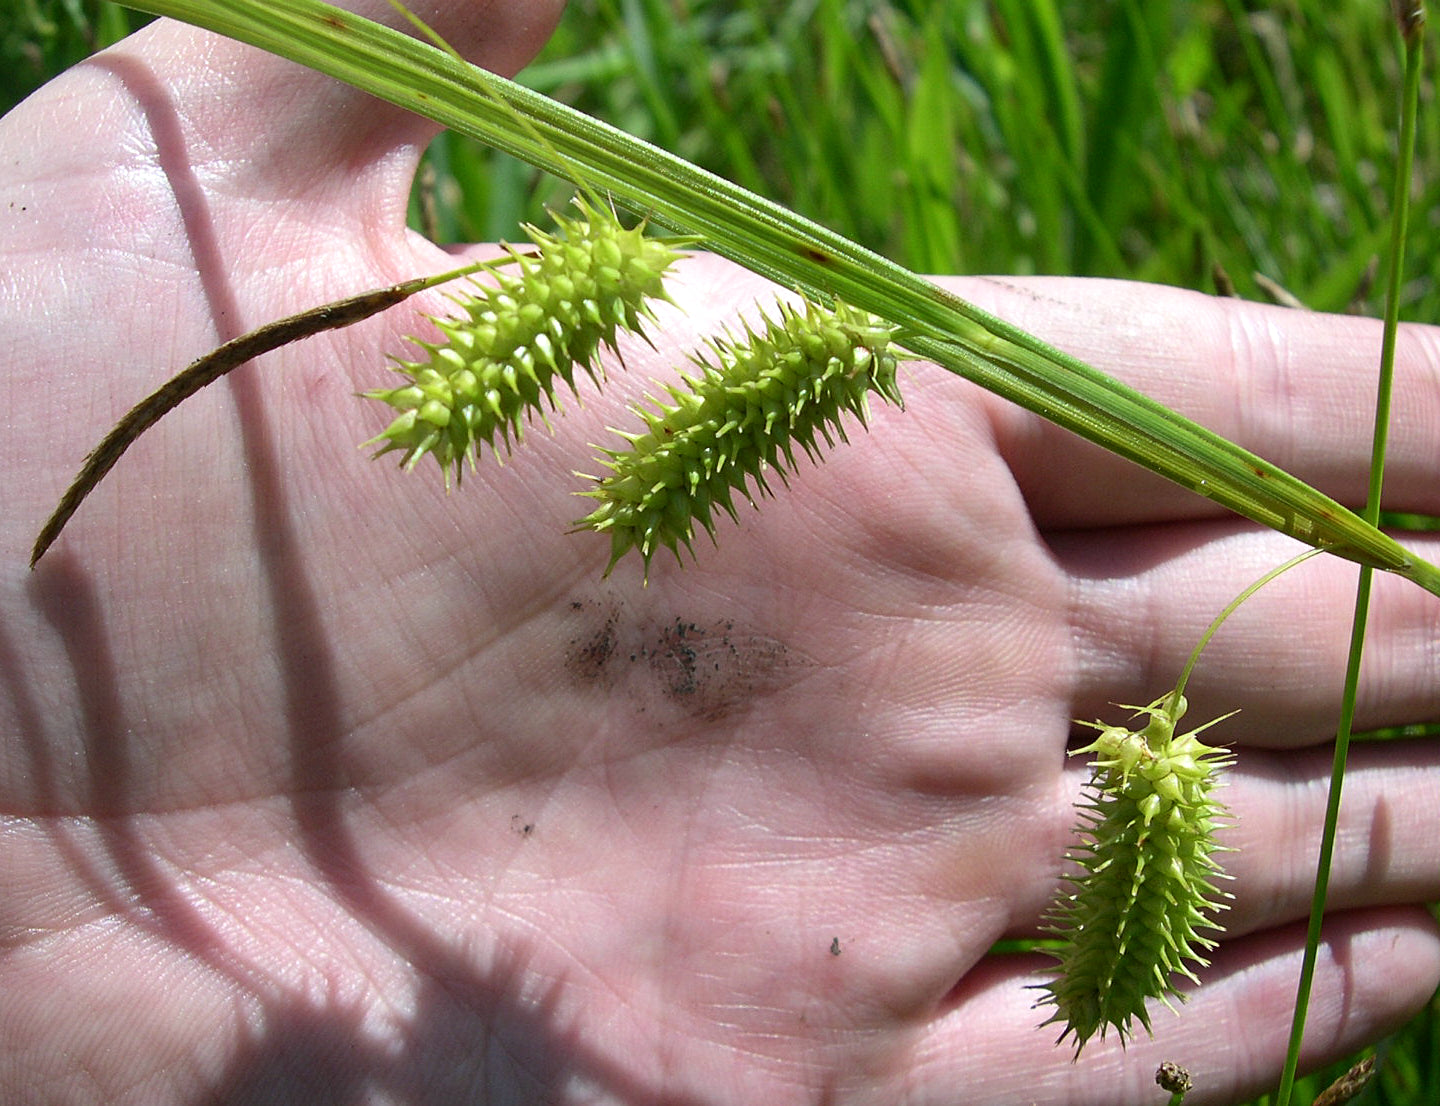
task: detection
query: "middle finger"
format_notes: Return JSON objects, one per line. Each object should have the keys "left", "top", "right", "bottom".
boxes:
{"left": 1054, "top": 520, "right": 1440, "bottom": 745}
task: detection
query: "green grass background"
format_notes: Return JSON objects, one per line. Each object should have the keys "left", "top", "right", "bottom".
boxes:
{"left": 5, "top": 0, "right": 1440, "bottom": 1102}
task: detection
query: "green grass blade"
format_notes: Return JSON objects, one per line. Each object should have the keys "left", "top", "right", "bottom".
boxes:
{"left": 1275, "top": 7, "right": 1427, "bottom": 1104}
{"left": 119, "top": 0, "right": 1440, "bottom": 599}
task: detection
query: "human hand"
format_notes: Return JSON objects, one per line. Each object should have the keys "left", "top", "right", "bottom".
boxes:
{"left": 5, "top": 6, "right": 1440, "bottom": 1104}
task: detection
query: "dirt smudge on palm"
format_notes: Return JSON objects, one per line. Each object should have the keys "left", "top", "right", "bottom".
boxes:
{"left": 563, "top": 598, "right": 800, "bottom": 721}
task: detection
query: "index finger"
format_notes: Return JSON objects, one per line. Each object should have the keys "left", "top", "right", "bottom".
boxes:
{"left": 925, "top": 276, "right": 1440, "bottom": 530}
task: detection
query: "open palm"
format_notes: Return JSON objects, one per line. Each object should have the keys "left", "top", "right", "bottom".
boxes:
{"left": 6, "top": 6, "right": 1440, "bottom": 1104}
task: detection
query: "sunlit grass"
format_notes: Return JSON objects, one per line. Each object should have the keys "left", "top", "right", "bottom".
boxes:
{"left": 421, "top": 0, "right": 1439, "bottom": 324}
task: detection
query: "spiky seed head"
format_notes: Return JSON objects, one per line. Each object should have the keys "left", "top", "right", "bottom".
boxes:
{"left": 1035, "top": 693, "right": 1234, "bottom": 1054}
{"left": 364, "top": 197, "right": 692, "bottom": 481}
{"left": 575, "top": 297, "right": 903, "bottom": 576}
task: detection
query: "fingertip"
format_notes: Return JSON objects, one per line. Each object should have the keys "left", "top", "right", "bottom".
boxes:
{"left": 442, "top": 0, "right": 570, "bottom": 82}
{"left": 900, "top": 911, "right": 1440, "bottom": 1106}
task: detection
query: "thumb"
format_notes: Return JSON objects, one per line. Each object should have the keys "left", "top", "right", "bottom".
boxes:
{"left": 0, "top": 0, "right": 566, "bottom": 564}
{"left": 84, "top": 1, "right": 565, "bottom": 236}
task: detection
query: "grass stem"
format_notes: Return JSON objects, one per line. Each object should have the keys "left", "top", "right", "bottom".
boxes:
{"left": 1274, "top": 7, "right": 1426, "bottom": 1103}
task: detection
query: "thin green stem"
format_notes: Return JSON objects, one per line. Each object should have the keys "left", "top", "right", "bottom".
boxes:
{"left": 1168, "top": 547, "right": 1324, "bottom": 712}
{"left": 1275, "top": 7, "right": 1425, "bottom": 1103}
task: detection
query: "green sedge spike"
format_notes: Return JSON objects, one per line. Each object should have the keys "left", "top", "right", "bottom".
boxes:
{"left": 576, "top": 297, "right": 903, "bottom": 575}
{"left": 1037, "top": 694, "right": 1234, "bottom": 1054}
{"left": 364, "top": 197, "right": 694, "bottom": 479}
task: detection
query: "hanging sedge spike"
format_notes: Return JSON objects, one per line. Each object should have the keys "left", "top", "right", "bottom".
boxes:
{"left": 575, "top": 297, "right": 903, "bottom": 574}
{"left": 364, "top": 198, "right": 692, "bottom": 479}
{"left": 1037, "top": 694, "right": 1234, "bottom": 1054}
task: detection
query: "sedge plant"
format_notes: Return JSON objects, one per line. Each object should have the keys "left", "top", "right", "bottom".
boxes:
{"left": 24, "top": 1, "right": 1437, "bottom": 1102}
{"left": 41, "top": 0, "right": 1440, "bottom": 598}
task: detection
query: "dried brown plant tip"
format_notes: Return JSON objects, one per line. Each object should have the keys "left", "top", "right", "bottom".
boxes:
{"left": 1155, "top": 1061, "right": 1193, "bottom": 1096}
{"left": 1311, "top": 1057, "right": 1376, "bottom": 1106}
{"left": 1395, "top": 0, "right": 1425, "bottom": 39}
{"left": 31, "top": 276, "right": 436, "bottom": 567}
